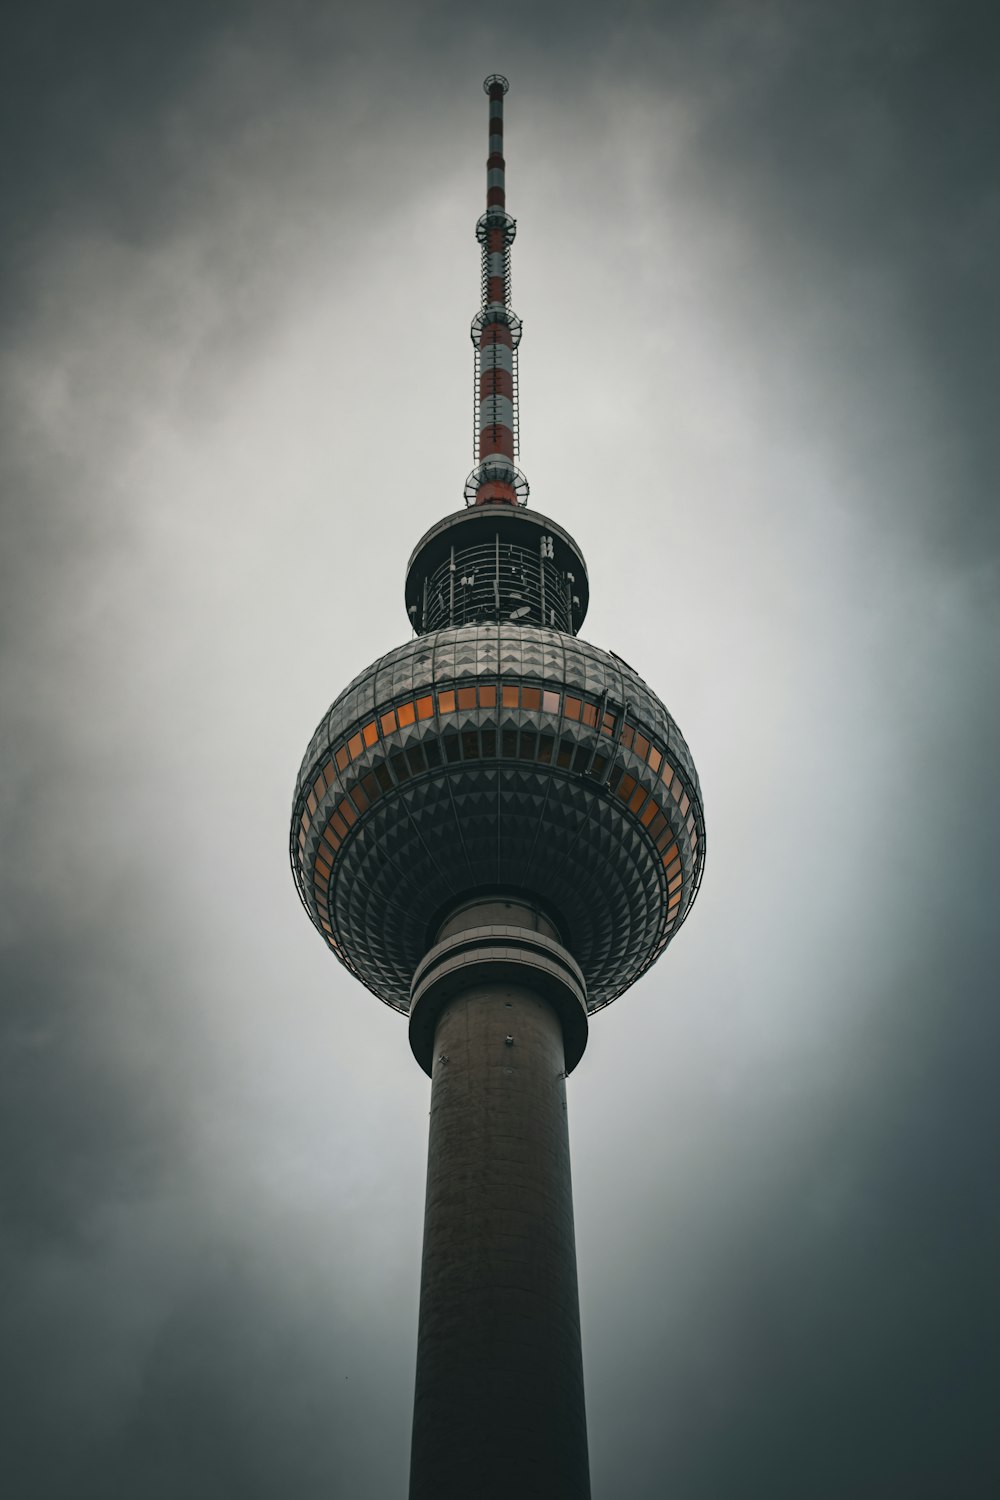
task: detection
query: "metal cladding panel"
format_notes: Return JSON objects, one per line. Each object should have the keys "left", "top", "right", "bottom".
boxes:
{"left": 292, "top": 625, "right": 705, "bottom": 1014}
{"left": 480, "top": 342, "right": 514, "bottom": 372}
{"left": 478, "top": 394, "right": 514, "bottom": 428}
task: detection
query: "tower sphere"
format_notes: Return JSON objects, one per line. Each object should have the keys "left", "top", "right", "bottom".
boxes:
{"left": 291, "top": 503, "right": 705, "bottom": 1032}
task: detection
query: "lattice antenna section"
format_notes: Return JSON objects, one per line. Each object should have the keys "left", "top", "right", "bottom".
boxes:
{"left": 512, "top": 334, "right": 520, "bottom": 459}
{"left": 465, "top": 74, "right": 528, "bottom": 507}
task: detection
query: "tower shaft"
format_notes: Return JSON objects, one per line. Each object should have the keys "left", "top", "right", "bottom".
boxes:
{"left": 408, "top": 899, "right": 591, "bottom": 1500}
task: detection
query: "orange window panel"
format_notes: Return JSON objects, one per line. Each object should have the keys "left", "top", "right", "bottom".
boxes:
{"left": 680, "top": 791, "right": 690, "bottom": 816}
{"left": 521, "top": 686, "right": 542, "bottom": 711}
{"left": 502, "top": 685, "right": 519, "bottom": 708}
{"left": 306, "top": 791, "right": 317, "bottom": 815}
{"left": 315, "top": 856, "right": 331, "bottom": 881}
{"left": 350, "top": 784, "right": 369, "bottom": 814}
{"left": 668, "top": 889, "right": 682, "bottom": 910}
{"left": 380, "top": 709, "right": 397, "bottom": 736}
{"left": 649, "top": 813, "right": 667, "bottom": 841}
{"left": 457, "top": 686, "right": 477, "bottom": 711}
{"left": 666, "top": 856, "right": 681, "bottom": 881}
{"left": 438, "top": 689, "right": 456, "bottom": 714}
{"left": 671, "top": 776, "right": 683, "bottom": 801}
{"left": 397, "top": 702, "right": 416, "bottom": 727}
{"left": 661, "top": 842, "right": 679, "bottom": 867}
{"left": 668, "top": 872, "right": 683, "bottom": 895}
{"left": 564, "top": 696, "right": 582, "bottom": 721}
{"left": 620, "top": 723, "right": 634, "bottom": 750}
{"left": 335, "top": 745, "right": 350, "bottom": 772}
{"left": 330, "top": 812, "right": 348, "bottom": 839}
{"left": 320, "top": 919, "right": 333, "bottom": 933}
{"left": 648, "top": 747, "right": 662, "bottom": 774}
{"left": 297, "top": 830, "right": 306, "bottom": 852}
{"left": 363, "top": 721, "right": 378, "bottom": 747}
{"left": 542, "top": 690, "right": 560, "bottom": 714}
{"left": 660, "top": 760, "right": 674, "bottom": 784}
{"left": 628, "top": 786, "right": 646, "bottom": 814}
{"left": 617, "top": 773, "right": 636, "bottom": 801}
{"left": 582, "top": 702, "right": 597, "bottom": 727}
{"left": 312, "top": 772, "right": 326, "bottom": 802}
{"left": 640, "top": 799, "right": 658, "bottom": 827}
{"left": 635, "top": 732, "right": 649, "bottom": 760}
{"left": 601, "top": 712, "right": 616, "bottom": 736}
{"left": 338, "top": 798, "right": 357, "bottom": 828}
{"left": 322, "top": 825, "right": 340, "bottom": 853}
{"left": 348, "top": 732, "right": 363, "bottom": 760}
{"left": 478, "top": 684, "right": 497, "bottom": 708}
{"left": 322, "top": 762, "right": 336, "bottom": 789}
{"left": 416, "top": 695, "right": 434, "bottom": 720}
{"left": 300, "top": 809, "right": 311, "bottom": 832}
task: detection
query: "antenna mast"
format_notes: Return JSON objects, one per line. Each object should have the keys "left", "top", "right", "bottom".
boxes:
{"left": 466, "top": 74, "right": 529, "bottom": 507}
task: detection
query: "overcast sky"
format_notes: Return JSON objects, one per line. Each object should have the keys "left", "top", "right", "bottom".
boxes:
{"left": 2, "top": 2, "right": 998, "bottom": 1496}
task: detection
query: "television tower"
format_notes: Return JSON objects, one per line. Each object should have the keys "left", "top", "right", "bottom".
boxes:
{"left": 291, "top": 75, "right": 705, "bottom": 1500}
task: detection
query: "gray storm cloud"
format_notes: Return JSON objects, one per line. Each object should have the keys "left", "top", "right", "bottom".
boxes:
{"left": 2, "top": 2, "right": 997, "bottom": 1496}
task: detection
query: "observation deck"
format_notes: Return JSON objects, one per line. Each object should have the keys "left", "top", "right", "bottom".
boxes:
{"left": 404, "top": 505, "right": 589, "bottom": 635}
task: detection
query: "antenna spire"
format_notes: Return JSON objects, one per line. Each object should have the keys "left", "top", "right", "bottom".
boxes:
{"left": 465, "top": 74, "right": 528, "bottom": 508}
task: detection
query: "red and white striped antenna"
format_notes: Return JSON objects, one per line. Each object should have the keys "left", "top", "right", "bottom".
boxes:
{"left": 465, "top": 74, "right": 529, "bottom": 507}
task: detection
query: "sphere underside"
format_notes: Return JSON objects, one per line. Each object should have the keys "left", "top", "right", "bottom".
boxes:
{"left": 291, "top": 625, "right": 705, "bottom": 1013}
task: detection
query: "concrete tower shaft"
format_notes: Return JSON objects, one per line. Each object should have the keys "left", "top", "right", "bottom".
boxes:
{"left": 408, "top": 898, "right": 590, "bottom": 1500}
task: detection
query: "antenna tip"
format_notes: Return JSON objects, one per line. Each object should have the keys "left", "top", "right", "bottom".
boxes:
{"left": 483, "top": 74, "right": 509, "bottom": 96}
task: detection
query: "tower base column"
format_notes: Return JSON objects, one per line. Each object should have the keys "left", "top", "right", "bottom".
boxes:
{"left": 407, "top": 899, "right": 591, "bottom": 1500}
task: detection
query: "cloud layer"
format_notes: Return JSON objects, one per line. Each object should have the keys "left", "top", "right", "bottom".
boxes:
{"left": 2, "top": 3, "right": 998, "bottom": 1496}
